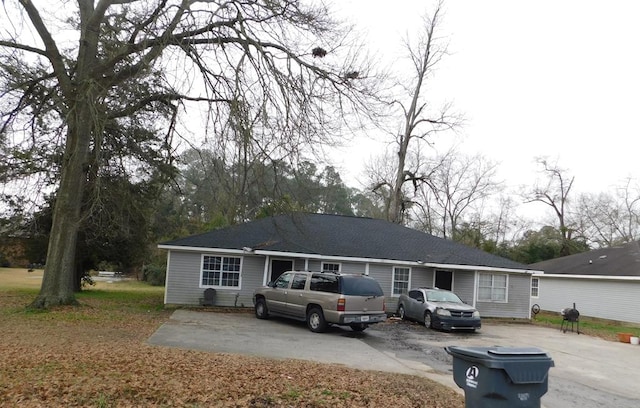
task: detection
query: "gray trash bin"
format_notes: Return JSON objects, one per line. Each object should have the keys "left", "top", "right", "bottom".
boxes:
{"left": 445, "top": 346, "right": 554, "bottom": 408}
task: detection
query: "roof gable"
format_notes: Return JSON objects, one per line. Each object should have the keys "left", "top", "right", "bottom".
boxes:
{"left": 161, "top": 213, "right": 529, "bottom": 271}
{"left": 529, "top": 241, "right": 640, "bottom": 276}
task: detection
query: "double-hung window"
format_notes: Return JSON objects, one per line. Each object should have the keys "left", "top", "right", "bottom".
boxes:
{"left": 531, "top": 277, "right": 540, "bottom": 298}
{"left": 322, "top": 262, "right": 341, "bottom": 273}
{"left": 392, "top": 267, "right": 410, "bottom": 296}
{"left": 478, "top": 273, "right": 508, "bottom": 302}
{"left": 202, "top": 255, "right": 241, "bottom": 288}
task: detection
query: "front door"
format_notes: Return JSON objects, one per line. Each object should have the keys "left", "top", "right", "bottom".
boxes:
{"left": 270, "top": 259, "right": 293, "bottom": 283}
{"left": 435, "top": 270, "right": 453, "bottom": 290}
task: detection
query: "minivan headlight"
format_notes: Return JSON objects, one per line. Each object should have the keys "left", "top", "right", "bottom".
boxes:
{"left": 473, "top": 310, "right": 480, "bottom": 318}
{"left": 436, "top": 308, "right": 451, "bottom": 316}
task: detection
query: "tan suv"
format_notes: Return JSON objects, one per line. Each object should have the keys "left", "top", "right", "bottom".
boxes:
{"left": 253, "top": 271, "right": 387, "bottom": 333}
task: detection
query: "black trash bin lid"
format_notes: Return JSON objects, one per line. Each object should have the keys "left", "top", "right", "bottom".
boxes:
{"left": 445, "top": 346, "right": 554, "bottom": 384}
{"left": 446, "top": 346, "right": 550, "bottom": 359}
{"left": 487, "top": 347, "right": 548, "bottom": 356}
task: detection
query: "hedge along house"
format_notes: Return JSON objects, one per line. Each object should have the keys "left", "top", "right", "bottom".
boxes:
{"left": 158, "top": 213, "right": 539, "bottom": 318}
{"left": 529, "top": 241, "right": 640, "bottom": 325}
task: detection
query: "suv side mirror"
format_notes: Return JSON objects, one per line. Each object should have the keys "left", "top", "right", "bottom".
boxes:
{"left": 267, "top": 281, "right": 276, "bottom": 288}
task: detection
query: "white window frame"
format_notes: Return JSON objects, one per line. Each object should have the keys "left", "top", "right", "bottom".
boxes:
{"left": 200, "top": 254, "right": 242, "bottom": 289}
{"left": 392, "top": 266, "right": 411, "bottom": 296}
{"left": 477, "top": 273, "right": 508, "bottom": 303}
{"left": 531, "top": 276, "right": 540, "bottom": 298}
{"left": 321, "top": 262, "right": 341, "bottom": 273}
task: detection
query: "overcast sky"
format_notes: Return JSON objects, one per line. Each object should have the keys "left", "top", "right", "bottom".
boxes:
{"left": 332, "top": 0, "right": 640, "bottom": 196}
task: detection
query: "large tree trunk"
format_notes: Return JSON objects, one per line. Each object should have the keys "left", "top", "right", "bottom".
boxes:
{"left": 30, "top": 109, "right": 92, "bottom": 308}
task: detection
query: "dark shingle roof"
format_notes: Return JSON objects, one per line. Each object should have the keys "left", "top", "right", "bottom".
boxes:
{"left": 161, "top": 213, "right": 530, "bottom": 271}
{"left": 529, "top": 241, "right": 640, "bottom": 276}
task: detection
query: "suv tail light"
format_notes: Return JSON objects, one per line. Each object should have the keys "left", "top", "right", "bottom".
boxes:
{"left": 383, "top": 298, "right": 386, "bottom": 312}
{"left": 337, "top": 298, "right": 346, "bottom": 311}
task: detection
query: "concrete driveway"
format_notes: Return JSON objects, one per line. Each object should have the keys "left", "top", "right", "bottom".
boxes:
{"left": 147, "top": 309, "right": 422, "bottom": 374}
{"left": 148, "top": 310, "right": 640, "bottom": 408}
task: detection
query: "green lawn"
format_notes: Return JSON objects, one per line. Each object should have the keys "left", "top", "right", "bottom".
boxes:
{"left": 530, "top": 310, "right": 640, "bottom": 341}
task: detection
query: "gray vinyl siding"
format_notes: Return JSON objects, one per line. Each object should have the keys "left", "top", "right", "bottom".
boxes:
{"left": 476, "top": 272, "right": 531, "bottom": 319}
{"left": 165, "top": 251, "right": 200, "bottom": 305}
{"left": 411, "top": 267, "right": 434, "bottom": 288}
{"left": 164, "top": 250, "right": 533, "bottom": 319}
{"left": 292, "top": 259, "right": 306, "bottom": 270}
{"left": 232, "top": 255, "right": 264, "bottom": 307}
{"left": 366, "top": 264, "right": 395, "bottom": 312}
{"left": 535, "top": 276, "right": 640, "bottom": 325}
{"left": 340, "top": 262, "right": 366, "bottom": 274}
{"left": 303, "top": 260, "right": 365, "bottom": 274}
{"left": 165, "top": 251, "right": 264, "bottom": 307}
{"left": 452, "top": 273, "right": 475, "bottom": 306}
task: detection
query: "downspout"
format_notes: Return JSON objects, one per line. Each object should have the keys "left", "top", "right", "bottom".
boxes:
{"left": 164, "top": 251, "right": 171, "bottom": 305}
{"left": 262, "top": 255, "right": 270, "bottom": 285}
{"left": 472, "top": 270, "right": 478, "bottom": 308}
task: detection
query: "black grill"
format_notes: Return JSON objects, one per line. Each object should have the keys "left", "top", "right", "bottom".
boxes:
{"left": 451, "top": 311, "right": 474, "bottom": 318}
{"left": 560, "top": 303, "right": 580, "bottom": 334}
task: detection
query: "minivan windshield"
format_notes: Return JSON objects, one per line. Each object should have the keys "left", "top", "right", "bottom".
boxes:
{"left": 340, "top": 276, "right": 384, "bottom": 296}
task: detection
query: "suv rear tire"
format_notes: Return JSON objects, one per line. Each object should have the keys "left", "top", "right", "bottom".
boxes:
{"left": 307, "top": 307, "right": 327, "bottom": 333}
{"left": 255, "top": 298, "right": 269, "bottom": 319}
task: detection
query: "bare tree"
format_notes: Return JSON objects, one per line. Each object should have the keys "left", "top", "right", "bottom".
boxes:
{"left": 486, "top": 194, "right": 532, "bottom": 245}
{"left": 575, "top": 177, "right": 640, "bottom": 247}
{"left": 523, "top": 158, "right": 576, "bottom": 256}
{"left": 371, "top": 0, "right": 461, "bottom": 224}
{"left": 0, "top": 0, "right": 376, "bottom": 308}
{"left": 415, "top": 150, "right": 500, "bottom": 240}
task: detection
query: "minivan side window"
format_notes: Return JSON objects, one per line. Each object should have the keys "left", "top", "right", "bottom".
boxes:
{"left": 341, "top": 276, "right": 384, "bottom": 296}
{"left": 291, "top": 273, "right": 307, "bottom": 290}
{"left": 310, "top": 274, "right": 339, "bottom": 293}
{"left": 274, "top": 273, "right": 292, "bottom": 289}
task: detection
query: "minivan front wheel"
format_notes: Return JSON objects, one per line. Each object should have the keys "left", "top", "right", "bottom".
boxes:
{"left": 307, "top": 307, "right": 327, "bottom": 333}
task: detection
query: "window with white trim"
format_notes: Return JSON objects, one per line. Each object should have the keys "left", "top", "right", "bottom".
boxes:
{"left": 478, "top": 273, "right": 508, "bottom": 302}
{"left": 392, "top": 267, "right": 410, "bottom": 296}
{"left": 531, "top": 277, "right": 540, "bottom": 298}
{"left": 202, "top": 255, "right": 241, "bottom": 288}
{"left": 322, "top": 262, "right": 340, "bottom": 273}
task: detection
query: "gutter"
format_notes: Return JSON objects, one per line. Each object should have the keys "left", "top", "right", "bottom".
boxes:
{"left": 158, "top": 244, "right": 538, "bottom": 274}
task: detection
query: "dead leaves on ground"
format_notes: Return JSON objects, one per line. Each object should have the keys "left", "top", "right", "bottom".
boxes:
{"left": 0, "top": 292, "right": 463, "bottom": 407}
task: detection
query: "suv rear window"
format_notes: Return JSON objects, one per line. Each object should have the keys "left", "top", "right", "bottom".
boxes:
{"left": 340, "top": 276, "right": 384, "bottom": 296}
{"left": 310, "top": 274, "right": 339, "bottom": 293}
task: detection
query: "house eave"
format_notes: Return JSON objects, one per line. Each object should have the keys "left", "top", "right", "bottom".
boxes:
{"left": 537, "top": 273, "right": 640, "bottom": 281}
{"left": 158, "top": 244, "right": 534, "bottom": 274}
